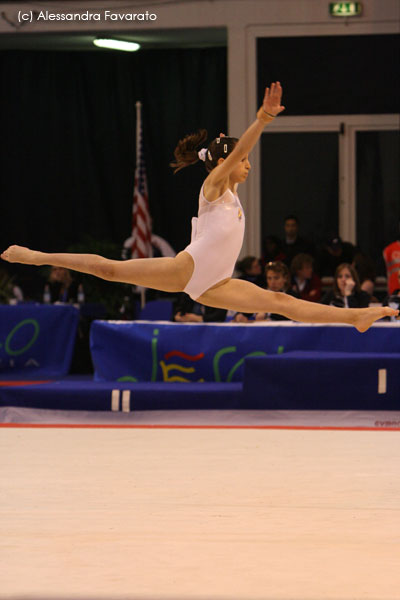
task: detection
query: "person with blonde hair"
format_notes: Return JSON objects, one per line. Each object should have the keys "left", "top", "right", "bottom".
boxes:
{"left": 2, "top": 82, "right": 397, "bottom": 331}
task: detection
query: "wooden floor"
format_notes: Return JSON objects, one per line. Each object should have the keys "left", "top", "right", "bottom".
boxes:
{"left": 1, "top": 426, "right": 399, "bottom": 600}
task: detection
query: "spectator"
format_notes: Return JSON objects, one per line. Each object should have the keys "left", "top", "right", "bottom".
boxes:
{"left": 233, "top": 261, "right": 298, "bottom": 323}
{"left": 282, "top": 215, "right": 315, "bottom": 267}
{"left": 382, "top": 270, "right": 400, "bottom": 324}
{"left": 45, "top": 266, "right": 78, "bottom": 303}
{"left": 261, "top": 234, "right": 286, "bottom": 266}
{"left": 321, "top": 263, "right": 370, "bottom": 308}
{"left": 173, "top": 292, "right": 227, "bottom": 323}
{"left": 290, "top": 253, "right": 321, "bottom": 302}
{"left": 232, "top": 256, "right": 265, "bottom": 322}
{"left": 352, "top": 251, "right": 377, "bottom": 298}
{"left": 317, "top": 235, "right": 357, "bottom": 277}
{"left": 256, "top": 261, "right": 299, "bottom": 321}
{"left": 235, "top": 255, "right": 265, "bottom": 287}
{"left": 383, "top": 228, "right": 400, "bottom": 295}
{"left": 0, "top": 267, "right": 24, "bottom": 304}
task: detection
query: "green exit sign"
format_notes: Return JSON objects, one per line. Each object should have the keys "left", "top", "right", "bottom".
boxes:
{"left": 329, "top": 2, "right": 362, "bottom": 17}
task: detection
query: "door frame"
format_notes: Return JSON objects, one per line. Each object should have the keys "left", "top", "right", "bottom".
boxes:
{"left": 257, "top": 114, "right": 399, "bottom": 246}
{"left": 240, "top": 20, "right": 400, "bottom": 255}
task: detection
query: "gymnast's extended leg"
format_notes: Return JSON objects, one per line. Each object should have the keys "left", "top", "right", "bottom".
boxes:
{"left": 197, "top": 278, "right": 398, "bottom": 333}
{"left": 0, "top": 245, "right": 194, "bottom": 293}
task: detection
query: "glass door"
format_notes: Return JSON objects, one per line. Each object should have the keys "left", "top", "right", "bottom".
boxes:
{"left": 260, "top": 131, "right": 339, "bottom": 249}
{"left": 356, "top": 130, "right": 400, "bottom": 273}
{"left": 259, "top": 116, "right": 399, "bottom": 272}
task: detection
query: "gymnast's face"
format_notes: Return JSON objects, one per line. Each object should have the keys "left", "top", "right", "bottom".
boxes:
{"left": 230, "top": 154, "right": 251, "bottom": 184}
{"left": 266, "top": 270, "right": 287, "bottom": 292}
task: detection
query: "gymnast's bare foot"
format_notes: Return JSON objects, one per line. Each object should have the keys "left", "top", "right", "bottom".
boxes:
{"left": 353, "top": 306, "right": 399, "bottom": 333}
{"left": 1, "top": 245, "right": 43, "bottom": 266}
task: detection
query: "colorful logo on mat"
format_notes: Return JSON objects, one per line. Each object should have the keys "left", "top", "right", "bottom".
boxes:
{"left": 118, "top": 328, "right": 284, "bottom": 383}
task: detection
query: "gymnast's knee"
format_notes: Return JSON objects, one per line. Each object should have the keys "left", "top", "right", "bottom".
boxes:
{"left": 95, "top": 256, "right": 118, "bottom": 281}
{"left": 265, "top": 290, "right": 288, "bottom": 310}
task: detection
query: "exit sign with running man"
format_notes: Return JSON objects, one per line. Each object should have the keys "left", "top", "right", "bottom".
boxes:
{"left": 329, "top": 2, "right": 363, "bottom": 17}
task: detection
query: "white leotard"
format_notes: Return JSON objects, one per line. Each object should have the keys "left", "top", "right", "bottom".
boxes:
{"left": 183, "top": 184, "right": 245, "bottom": 300}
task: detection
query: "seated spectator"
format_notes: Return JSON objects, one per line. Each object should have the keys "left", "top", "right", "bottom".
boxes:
{"left": 233, "top": 261, "right": 298, "bottom": 323}
{"left": 261, "top": 234, "right": 286, "bottom": 266}
{"left": 317, "top": 235, "right": 357, "bottom": 277}
{"left": 290, "top": 253, "right": 321, "bottom": 302}
{"left": 352, "top": 251, "right": 377, "bottom": 298}
{"left": 282, "top": 215, "right": 315, "bottom": 267}
{"left": 382, "top": 268, "right": 400, "bottom": 315}
{"left": 383, "top": 229, "right": 400, "bottom": 295}
{"left": 321, "top": 263, "right": 370, "bottom": 308}
{"left": 235, "top": 255, "right": 265, "bottom": 287}
{"left": 45, "top": 266, "right": 78, "bottom": 303}
{"left": 173, "top": 293, "right": 227, "bottom": 323}
{"left": 0, "top": 267, "right": 24, "bottom": 304}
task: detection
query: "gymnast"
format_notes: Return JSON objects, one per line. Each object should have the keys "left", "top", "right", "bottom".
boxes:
{"left": 1, "top": 82, "right": 398, "bottom": 331}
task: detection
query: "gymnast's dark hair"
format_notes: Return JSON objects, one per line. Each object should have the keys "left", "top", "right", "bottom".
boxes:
{"left": 170, "top": 129, "right": 239, "bottom": 174}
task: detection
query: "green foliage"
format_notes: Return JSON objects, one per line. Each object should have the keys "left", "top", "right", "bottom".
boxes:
{"left": 0, "top": 270, "right": 15, "bottom": 303}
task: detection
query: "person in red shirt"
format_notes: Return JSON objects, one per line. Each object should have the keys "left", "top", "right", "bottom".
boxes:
{"left": 290, "top": 253, "right": 321, "bottom": 302}
{"left": 383, "top": 236, "right": 400, "bottom": 295}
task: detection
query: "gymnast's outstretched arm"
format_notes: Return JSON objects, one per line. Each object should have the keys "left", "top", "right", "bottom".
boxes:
{"left": 203, "top": 82, "right": 284, "bottom": 201}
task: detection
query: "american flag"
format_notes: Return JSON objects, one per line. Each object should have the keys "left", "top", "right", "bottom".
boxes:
{"left": 130, "top": 101, "right": 152, "bottom": 259}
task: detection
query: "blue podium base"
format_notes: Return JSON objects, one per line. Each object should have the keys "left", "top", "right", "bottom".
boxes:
{"left": 1, "top": 350, "right": 399, "bottom": 412}
{"left": 243, "top": 352, "right": 400, "bottom": 410}
{"left": 0, "top": 377, "right": 242, "bottom": 411}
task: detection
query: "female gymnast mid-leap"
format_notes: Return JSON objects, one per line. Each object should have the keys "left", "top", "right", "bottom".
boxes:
{"left": 1, "top": 82, "right": 397, "bottom": 331}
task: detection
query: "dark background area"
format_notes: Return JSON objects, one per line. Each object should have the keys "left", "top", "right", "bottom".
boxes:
{"left": 257, "top": 34, "right": 399, "bottom": 115}
{"left": 260, "top": 131, "right": 339, "bottom": 246}
{"left": 0, "top": 46, "right": 227, "bottom": 255}
{"left": 0, "top": 33, "right": 399, "bottom": 293}
{"left": 257, "top": 34, "right": 399, "bottom": 266}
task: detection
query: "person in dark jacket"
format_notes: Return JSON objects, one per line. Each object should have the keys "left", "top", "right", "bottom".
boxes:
{"left": 281, "top": 215, "right": 315, "bottom": 267}
{"left": 173, "top": 292, "right": 227, "bottom": 323}
{"left": 235, "top": 255, "right": 265, "bottom": 287}
{"left": 316, "top": 235, "right": 357, "bottom": 277}
{"left": 321, "top": 263, "right": 370, "bottom": 308}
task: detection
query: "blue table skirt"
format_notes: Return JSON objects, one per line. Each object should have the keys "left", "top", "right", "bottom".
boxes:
{"left": 90, "top": 320, "right": 400, "bottom": 383}
{"left": 0, "top": 304, "right": 79, "bottom": 378}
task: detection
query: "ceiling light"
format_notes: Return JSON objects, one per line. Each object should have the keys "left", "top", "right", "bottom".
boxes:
{"left": 93, "top": 39, "right": 140, "bottom": 52}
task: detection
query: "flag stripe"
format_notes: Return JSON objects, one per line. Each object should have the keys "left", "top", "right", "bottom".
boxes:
{"left": 130, "top": 103, "right": 152, "bottom": 260}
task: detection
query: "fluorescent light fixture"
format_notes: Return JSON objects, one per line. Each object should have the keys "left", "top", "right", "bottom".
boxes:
{"left": 93, "top": 39, "right": 140, "bottom": 52}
